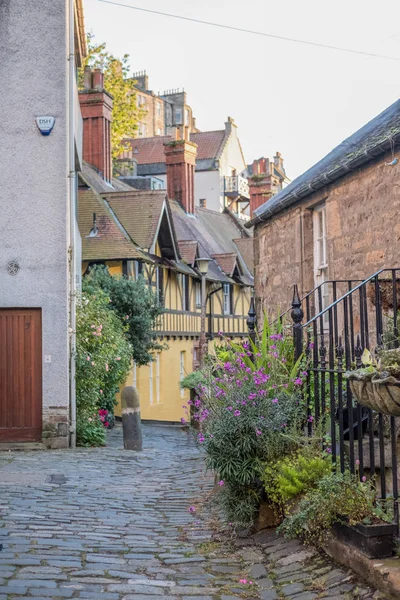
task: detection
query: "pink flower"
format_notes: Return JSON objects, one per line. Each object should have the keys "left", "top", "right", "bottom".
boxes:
{"left": 189, "top": 506, "right": 196, "bottom": 513}
{"left": 239, "top": 578, "right": 247, "bottom": 584}
{"left": 104, "top": 421, "right": 109, "bottom": 427}
{"left": 86, "top": 356, "right": 90, "bottom": 361}
{"left": 362, "top": 476, "right": 367, "bottom": 482}
{"left": 272, "top": 398, "right": 278, "bottom": 404}
{"left": 234, "top": 410, "right": 241, "bottom": 416}
{"left": 88, "top": 417, "right": 92, "bottom": 422}
{"left": 307, "top": 415, "right": 314, "bottom": 423}
{"left": 255, "top": 429, "right": 262, "bottom": 436}
{"left": 90, "top": 324, "right": 96, "bottom": 328}
{"left": 227, "top": 406, "right": 233, "bottom": 411}
{"left": 125, "top": 315, "right": 129, "bottom": 320}
{"left": 356, "top": 459, "right": 360, "bottom": 466}
{"left": 99, "top": 389, "right": 103, "bottom": 394}
{"left": 218, "top": 480, "right": 225, "bottom": 486}
{"left": 91, "top": 361, "right": 95, "bottom": 366}
{"left": 116, "top": 357, "right": 121, "bottom": 361}
{"left": 180, "top": 417, "right": 187, "bottom": 425}
{"left": 218, "top": 331, "right": 223, "bottom": 336}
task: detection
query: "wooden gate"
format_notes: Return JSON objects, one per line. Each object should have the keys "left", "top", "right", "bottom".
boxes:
{"left": 0, "top": 309, "right": 42, "bottom": 442}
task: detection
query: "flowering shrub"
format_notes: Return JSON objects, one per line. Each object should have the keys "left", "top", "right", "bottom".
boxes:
{"left": 76, "top": 291, "right": 132, "bottom": 446}
{"left": 190, "top": 319, "right": 306, "bottom": 526}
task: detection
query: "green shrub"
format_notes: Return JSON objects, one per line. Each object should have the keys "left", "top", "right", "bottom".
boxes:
{"left": 76, "top": 290, "right": 132, "bottom": 446}
{"left": 83, "top": 265, "right": 165, "bottom": 366}
{"left": 263, "top": 445, "right": 332, "bottom": 508}
{"left": 278, "top": 470, "right": 391, "bottom": 545}
{"left": 180, "top": 371, "right": 206, "bottom": 390}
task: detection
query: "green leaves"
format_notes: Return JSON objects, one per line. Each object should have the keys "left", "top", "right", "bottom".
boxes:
{"left": 79, "top": 33, "right": 145, "bottom": 158}
{"left": 84, "top": 266, "right": 165, "bottom": 366}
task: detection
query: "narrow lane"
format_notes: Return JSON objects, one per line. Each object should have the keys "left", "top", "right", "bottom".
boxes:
{"left": 0, "top": 425, "right": 382, "bottom": 599}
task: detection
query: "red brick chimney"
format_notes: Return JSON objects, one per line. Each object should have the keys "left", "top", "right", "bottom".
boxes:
{"left": 248, "top": 158, "right": 274, "bottom": 217}
{"left": 164, "top": 128, "right": 197, "bottom": 214}
{"left": 79, "top": 67, "right": 113, "bottom": 183}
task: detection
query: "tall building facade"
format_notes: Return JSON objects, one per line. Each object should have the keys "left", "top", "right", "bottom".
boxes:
{"left": 0, "top": 0, "right": 86, "bottom": 447}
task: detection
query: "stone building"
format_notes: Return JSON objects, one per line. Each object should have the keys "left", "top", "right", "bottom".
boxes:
{"left": 247, "top": 153, "right": 290, "bottom": 217}
{"left": 247, "top": 99, "right": 400, "bottom": 318}
{"left": 0, "top": 0, "right": 86, "bottom": 446}
{"left": 133, "top": 71, "right": 198, "bottom": 138}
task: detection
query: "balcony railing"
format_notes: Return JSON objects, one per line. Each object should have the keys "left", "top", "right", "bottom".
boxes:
{"left": 222, "top": 175, "right": 250, "bottom": 200}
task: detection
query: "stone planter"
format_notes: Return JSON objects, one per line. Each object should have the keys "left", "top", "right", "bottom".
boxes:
{"left": 332, "top": 521, "right": 396, "bottom": 559}
{"left": 348, "top": 375, "right": 400, "bottom": 416}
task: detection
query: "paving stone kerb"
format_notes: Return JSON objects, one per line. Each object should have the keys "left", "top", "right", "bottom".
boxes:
{"left": 0, "top": 424, "right": 382, "bottom": 599}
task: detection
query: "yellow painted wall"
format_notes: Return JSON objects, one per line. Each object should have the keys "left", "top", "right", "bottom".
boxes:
{"left": 115, "top": 338, "right": 193, "bottom": 422}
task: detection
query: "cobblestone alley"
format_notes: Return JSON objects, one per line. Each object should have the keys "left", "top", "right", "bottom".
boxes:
{"left": 0, "top": 425, "right": 383, "bottom": 600}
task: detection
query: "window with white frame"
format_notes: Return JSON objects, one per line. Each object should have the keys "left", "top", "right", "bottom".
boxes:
{"left": 180, "top": 351, "right": 185, "bottom": 397}
{"left": 195, "top": 281, "right": 201, "bottom": 308}
{"left": 156, "top": 102, "right": 162, "bottom": 117}
{"left": 223, "top": 283, "right": 233, "bottom": 315}
{"left": 149, "top": 361, "right": 153, "bottom": 405}
{"left": 313, "top": 204, "right": 329, "bottom": 318}
{"left": 156, "top": 354, "right": 160, "bottom": 404}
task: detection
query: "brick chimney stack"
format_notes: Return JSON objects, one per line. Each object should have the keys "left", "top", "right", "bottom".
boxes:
{"left": 164, "top": 128, "right": 197, "bottom": 214}
{"left": 248, "top": 157, "right": 273, "bottom": 218}
{"left": 79, "top": 67, "right": 113, "bottom": 182}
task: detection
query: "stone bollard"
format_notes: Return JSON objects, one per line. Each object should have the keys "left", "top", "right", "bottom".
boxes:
{"left": 121, "top": 386, "right": 143, "bottom": 451}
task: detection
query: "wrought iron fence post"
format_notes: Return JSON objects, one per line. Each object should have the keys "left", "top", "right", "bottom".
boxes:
{"left": 291, "top": 284, "right": 304, "bottom": 361}
{"left": 247, "top": 296, "right": 257, "bottom": 351}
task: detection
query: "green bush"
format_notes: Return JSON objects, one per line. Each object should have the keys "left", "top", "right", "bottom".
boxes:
{"left": 83, "top": 265, "right": 165, "bottom": 366}
{"left": 263, "top": 445, "right": 332, "bottom": 508}
{"left": 278, "top": 470, "right": 391, "bottom": 545}
{"left": 76, "top": 290, "right": 132, "bottom": 446}
{"left": 180, "top": 371, "right": 206, "bottom": 390}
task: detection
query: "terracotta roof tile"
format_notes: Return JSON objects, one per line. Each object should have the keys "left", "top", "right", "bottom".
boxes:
{"left": 104, "top": 190, "right": 166, "bottom": 250}
{"left": 178, "top": 240, "right": 198, "bottom": 266}
{"left": 78, "top": 188, "right": 142, "bottom": 261}
{"left": 211, "top": 253, "right": 237, "bottom": 277}
{"left": 126, "top": 130, "right": 226, "bottom": 165}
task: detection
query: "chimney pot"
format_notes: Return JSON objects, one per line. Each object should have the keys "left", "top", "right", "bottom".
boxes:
{"left": 93, "top": 68, "right": 104, "bottom": 91}
{"left": 164, "top": 138, "right": 197, "bottom": 214}
{"left": 83, "top": 66, "right": 92, "bottom": 89}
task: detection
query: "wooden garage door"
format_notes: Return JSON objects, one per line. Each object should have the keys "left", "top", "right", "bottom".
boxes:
{"left": 0, "top": 309, "right": 42, "bottom": 442}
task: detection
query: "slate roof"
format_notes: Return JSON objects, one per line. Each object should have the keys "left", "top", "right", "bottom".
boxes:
{"left": 248, "top": 98, "right": 400, "bottom": 226}
{"left": 233, "top": 238, "right": 254, "bottom": 273}
{"left": 169, "top": 202, "right": 254, "bottom": 285}
{"left": 104, "top": 190, "right": 166, "bottom": 250}
{"left": 82, "top": 162, "right": 133, "bottom": 193}
{"left": 126, "top": 130, "right": 226, "bottom": 166}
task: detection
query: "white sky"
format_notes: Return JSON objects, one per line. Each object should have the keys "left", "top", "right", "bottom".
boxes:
{"left": 84, "top": 0, "right": 400, "bottom": 179}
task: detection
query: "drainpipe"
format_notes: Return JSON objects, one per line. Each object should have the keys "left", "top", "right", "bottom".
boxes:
{"left": 68, "top": 0, "right": 77, "bottom": 448}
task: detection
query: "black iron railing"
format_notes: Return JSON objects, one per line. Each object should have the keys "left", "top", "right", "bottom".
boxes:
{"left": 248, "top": 268, "right": 400, "bottom": 531}
{"left": 300, "top": 269, "right": 400, "bottom": 531}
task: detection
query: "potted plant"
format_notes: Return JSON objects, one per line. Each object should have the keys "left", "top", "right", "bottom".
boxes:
{"left": 345, "top": 348, "right": 400, "bottom": 416}
{"left": 278, "top": 470, "right": 396, "bottom": 559}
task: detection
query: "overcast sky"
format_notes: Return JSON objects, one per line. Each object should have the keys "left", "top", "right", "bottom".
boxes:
{"left": 84, "top": 0, "right": 400, "bottom": 179}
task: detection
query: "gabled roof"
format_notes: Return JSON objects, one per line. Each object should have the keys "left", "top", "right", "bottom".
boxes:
{"left": 78, "top": 186, "right": 144, "bottom": 261}
{"left": 104, "top": 190, "right": 165, "bottom": 250}
{"left": 211, "top": 253, "right": 237, "bottom": 277}
{"left": 125, "top": 130, "right": 227, "bottom": 168}
{"left": 233, "top": 238, "right": 254, "bottom": 273}
{"left": 178, "top": 240, "right": 198, "bottom": 266}
{"left": 169, "top": 202, "right": 254, "bottom": 285}
{"left": 248, "top": 98, "right": 400, "bottom": 226}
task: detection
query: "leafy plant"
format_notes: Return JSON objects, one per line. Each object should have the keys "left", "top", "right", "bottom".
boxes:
{"left": 278, "top": 470, "right": 391, "bottom": 545}
{"left": 78, "top": 33, "right": 145, "bottom": 158}
{"left": 83, "top": 265, "right": 165, "bottom": 366}
{"left": 180, "top": 371, "right": 206, "bottom": 390}
{"left": 263, "top": 443, "right": 332, "bottom": 508}
{"left": 192, "top": 317, "right": 307, "bottom": 526}
{"left": 76, "top": 290, "right": 132, "bottom": 446}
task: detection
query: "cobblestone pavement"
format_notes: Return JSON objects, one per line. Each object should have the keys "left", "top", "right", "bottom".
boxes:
{"left": 0, "top": 424, "right": 384, "bottom": 600}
